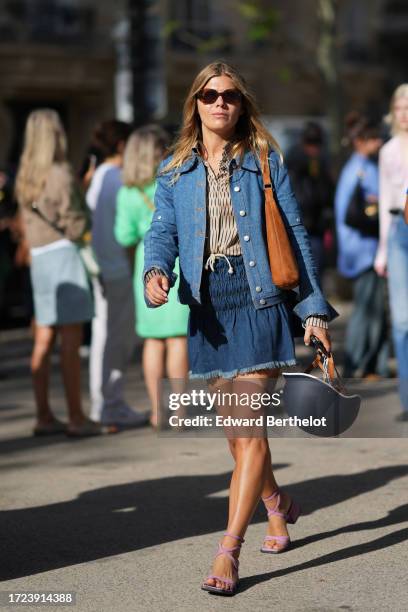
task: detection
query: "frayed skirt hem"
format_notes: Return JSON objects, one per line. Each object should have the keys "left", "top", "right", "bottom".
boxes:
{"left": 188, "top": 358, "right": 297, "bottom": 381}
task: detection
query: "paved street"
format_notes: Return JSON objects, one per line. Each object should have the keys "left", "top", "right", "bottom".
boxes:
{"left": 0, "top": 302, "right": 407, "bottom": 612}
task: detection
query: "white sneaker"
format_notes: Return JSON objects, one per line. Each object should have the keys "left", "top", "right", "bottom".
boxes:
{"left": 90, "top": 402, "right": 103, "bottom": 423}
{"left": 100, "top": 404, "right": 149, "bottom": 428}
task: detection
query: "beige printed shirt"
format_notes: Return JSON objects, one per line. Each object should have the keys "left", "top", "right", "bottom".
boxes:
{"left": 203, "top": 146, "right": 242, "bottom": 257}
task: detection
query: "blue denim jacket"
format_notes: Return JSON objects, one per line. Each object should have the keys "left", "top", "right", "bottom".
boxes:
{"left": 143, "top": 149, "right": 338, "bottom": 322}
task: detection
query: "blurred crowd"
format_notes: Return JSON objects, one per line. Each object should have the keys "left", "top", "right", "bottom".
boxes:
{"left": 1, "top": 82, "right": 408, "bottom": 435}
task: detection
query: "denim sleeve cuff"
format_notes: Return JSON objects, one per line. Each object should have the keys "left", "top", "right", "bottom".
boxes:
{"left": 302, "top": 315, "right": 329, "bottom": 330}
{"left": 143, "top": 267, "right": 168, "bottom": 285}
{"left": 293, "top": 294, "right": 339, "bottom": 324}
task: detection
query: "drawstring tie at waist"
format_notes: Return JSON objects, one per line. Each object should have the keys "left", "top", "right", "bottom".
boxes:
{"left": 204, "top": 253, "right": 234, "bottom": 274}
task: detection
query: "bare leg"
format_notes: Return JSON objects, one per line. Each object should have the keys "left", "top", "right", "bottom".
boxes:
{"left": 143, "top": 338, "right": 165, "bottom": 427}
{"left": 59, "top": 323, "right": 87, "bottom": 426}
{"left": 222, "top": 370, "right": 281, "bottom": 528}
{"left": 260, "top": 452, "right": 293, "bottom": 551}
{"left": 205, "top": 437, "right": 270, "bottom": 590}
{"left": 31, "top": 323, "right": 56, "bottom": 426}
{"left": 208, "top": 378, "right": 239, "bottom": 527}
{"left": 165, "top": 336, "right": 188, "bottom": 423}
{"left": 205, "top": 368, "right": 288, "bottom": 590}
{"left": 165, "top": 336, "right": 188, "bottom": 380}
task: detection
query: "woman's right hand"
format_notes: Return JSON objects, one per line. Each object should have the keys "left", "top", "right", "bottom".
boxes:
{"left": 145, "top": 275, "right": 169, "bottom": 306}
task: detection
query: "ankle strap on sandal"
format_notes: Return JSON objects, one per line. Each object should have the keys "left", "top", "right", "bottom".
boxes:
{"left": 262, "top": 489, "right": 280, "bottom": 504}
{"left": 215, "top": 542, "right": 240, "bottom": 571}
{"left": 262, "top": 489, "right": 286, "bottom": 519}
{"left": 223, "top": 532, "right": 245, "bottom": 544}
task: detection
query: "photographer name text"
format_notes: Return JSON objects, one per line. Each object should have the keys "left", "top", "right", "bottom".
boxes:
{"left": 168, "top": 415, "right": 327, "bottom": 428}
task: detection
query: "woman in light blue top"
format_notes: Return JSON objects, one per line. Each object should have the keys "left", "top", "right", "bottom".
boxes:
{"left": 335, "top": 112, "right": 389, "bottom": 378}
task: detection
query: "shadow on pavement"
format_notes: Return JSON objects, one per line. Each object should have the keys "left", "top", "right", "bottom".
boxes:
{"left": 239, "top": 524, "right": 408, "bottom": 593}
{"left": 292, "top": 502, "right": 408, "bottom": 551}
{"left": 1, "top": 464, "right": 407, "bottom": 582}
{"left": 0, "top": 433, "right": 77, "bottom": 456}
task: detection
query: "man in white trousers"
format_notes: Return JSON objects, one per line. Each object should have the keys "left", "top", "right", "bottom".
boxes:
{"left": 86, "top": 120, "right": 148, "bottom": 428}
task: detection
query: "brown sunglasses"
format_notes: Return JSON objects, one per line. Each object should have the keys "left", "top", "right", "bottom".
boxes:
{"left": 196, "top": 88, "right": 242, "bottom": 105}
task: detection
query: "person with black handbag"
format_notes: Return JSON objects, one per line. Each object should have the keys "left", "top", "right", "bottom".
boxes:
{"left": 335, "top": 112, "right": 389, "bottom": 379}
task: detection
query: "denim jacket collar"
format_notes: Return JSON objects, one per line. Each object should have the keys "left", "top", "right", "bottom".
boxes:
{"left": 177, "top": 154, "right": 198, "bottom": 174}
{"left": 181, "top": 146, "right": 260, "bottom": 175}
{"left": 239, "top": 150, "right": 260, "bottom": 172}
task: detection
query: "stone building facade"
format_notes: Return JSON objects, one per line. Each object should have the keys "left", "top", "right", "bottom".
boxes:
{"left": 0, "top": 0, "right": 407, "bottom": 169}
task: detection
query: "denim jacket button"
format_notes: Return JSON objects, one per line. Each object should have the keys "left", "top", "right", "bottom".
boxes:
{"left": 157, "top": 215, "right": 162, "bottom": 220}
{"left": 249, "top": 260, "right": 256, "bottom": 267}
{"left": 234, "top": 185, "right": 241, "bottom": 192}
{"left": 259, "top": 298, "right": 266, "bottom": 305}
{"left": 239, "top": 210, "right": 246, "bottom": 216}
{"left": 243, "top": 235, "right": 250, "bottom": 241}
{"left": 255, "top": 286, "right": 262, "bottom": 292}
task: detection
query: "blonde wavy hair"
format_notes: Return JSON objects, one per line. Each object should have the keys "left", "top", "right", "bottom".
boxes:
{"left": 15, "top": 109, "right": 68, "bottom": 208}
{"left": 122, "top": 124, "right": 169, "bottom": 187}
{"left": 162, "top": 61, "right": 282, "bottom": 174}
{"left": 385, "top": 83, "right": 408, "bottom": 136}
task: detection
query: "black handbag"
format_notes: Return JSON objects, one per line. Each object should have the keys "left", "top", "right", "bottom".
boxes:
{"left": 345, "top": 174, "right": 379, "bottom": 238}
{"left": 282, "top": 336, "right": 361, "bottom": 437}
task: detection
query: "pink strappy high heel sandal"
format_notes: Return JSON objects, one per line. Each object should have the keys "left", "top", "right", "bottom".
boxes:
{"left": 260, "top": 489, "right": 301, "bottom": 554}
{"left": 201, "top": 532, "right": 244, "bottom": 596}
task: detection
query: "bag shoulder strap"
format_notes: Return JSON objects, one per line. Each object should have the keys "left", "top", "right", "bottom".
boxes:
{"left": 260, "top": 150, "right": 276, "bottom": 205}
{"left": 31, "top": 201, "right": 64, "bottom": 235}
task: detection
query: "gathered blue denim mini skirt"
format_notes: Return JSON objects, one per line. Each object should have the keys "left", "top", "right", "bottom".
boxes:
{"left": 188, "top": 255, "right": 297, "bottom": 379}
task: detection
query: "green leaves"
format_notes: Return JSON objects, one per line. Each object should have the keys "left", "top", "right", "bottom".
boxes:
{"left": 237, "top": 1, "right": 280, "bottom": 42}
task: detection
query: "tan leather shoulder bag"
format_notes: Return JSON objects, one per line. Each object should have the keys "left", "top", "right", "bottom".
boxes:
{"left": 260, "top": 150, "right": 299, "bottom": 290}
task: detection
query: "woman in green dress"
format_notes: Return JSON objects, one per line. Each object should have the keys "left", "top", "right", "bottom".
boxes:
{"left": 115, "top": 125, "right": 189, "bottom": 428}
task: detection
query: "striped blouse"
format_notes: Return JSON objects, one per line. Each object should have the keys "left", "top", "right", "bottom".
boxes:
{"left": 203, "top": 146, "right": 241, "bottom": 257}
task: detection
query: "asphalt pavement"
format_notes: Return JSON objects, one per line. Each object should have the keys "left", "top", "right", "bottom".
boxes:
{"left": 0, "top": 302, "right": 407, "bottom": 612}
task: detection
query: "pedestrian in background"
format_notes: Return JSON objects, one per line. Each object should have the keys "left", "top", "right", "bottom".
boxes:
{"left": 15, "top": 109, "right": 100, "bottom": 437}
{"left": 86, "top": 120, "right": 147, "bottom": 429}
{"left": 0, "top": 170, "right": 17, "bottom": 318}
{"left": 287, "top": 122, "right": 334, "bottom": 279}
{"left": 335, "top": 111, "right": 389, "bottom": 380}
{"left": 405, "top": 189, "right": 408, "bottom": 224}
{"left": 115, "top": 125, "right": 189, "bottom": 429}
{"left": 375, "top": 84, "right": 408, "bottom": 421}
{"left": 144, "top": 61, "right": 336, "bottom": 595}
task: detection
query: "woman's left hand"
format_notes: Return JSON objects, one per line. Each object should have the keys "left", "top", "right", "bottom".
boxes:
{"left": 304, "top": 325, "right": 332, "bottom": 354}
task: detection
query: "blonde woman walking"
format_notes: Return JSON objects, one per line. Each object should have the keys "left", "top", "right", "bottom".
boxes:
{"left": 375, "top": 84, "right": 408, "bottom": 420}
{"left": 144, "top": 62, "right": 336, "bottom": 595}
{"left": 115, "top": 125, "right": 189, "bottom": 428}
{"left": 15, "top": 109, "right": 100, "bottom": 437}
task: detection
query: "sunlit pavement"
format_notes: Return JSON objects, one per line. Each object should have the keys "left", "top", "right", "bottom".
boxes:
{"left": 0, "top": 304, "right": 407, "bottom": 611}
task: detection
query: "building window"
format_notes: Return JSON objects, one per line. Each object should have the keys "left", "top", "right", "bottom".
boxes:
{"left": 168, "top": 0, "right": 231, "bottom": 53}
{"left": 1, "top": 0, "right": 95, "bottom": 44}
